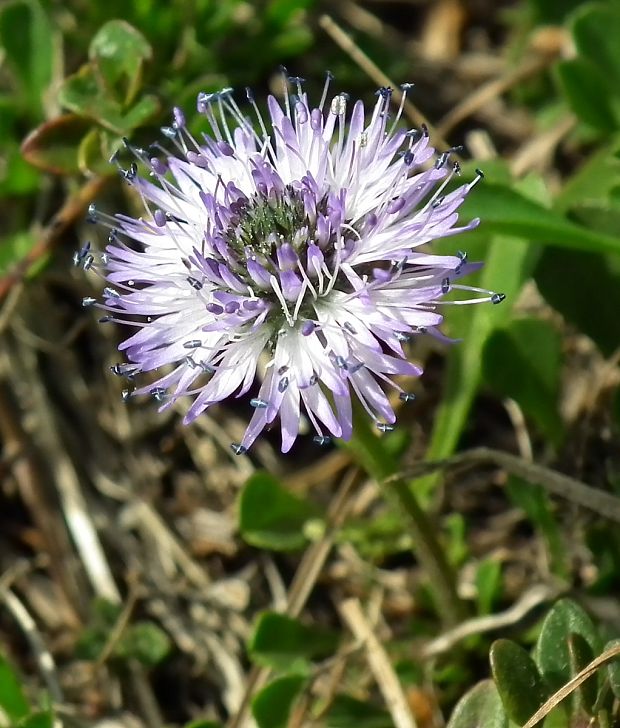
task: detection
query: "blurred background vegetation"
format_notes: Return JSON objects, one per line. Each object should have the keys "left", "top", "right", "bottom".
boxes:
{"left": 1, "top": 0, "right": 620, "bottom": 726}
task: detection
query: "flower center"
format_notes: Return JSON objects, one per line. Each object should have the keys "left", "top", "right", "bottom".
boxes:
{"left": 225, "top": 186, "right": 310, "bottom": 259}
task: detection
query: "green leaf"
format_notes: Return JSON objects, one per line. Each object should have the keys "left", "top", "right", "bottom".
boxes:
{"left": 0, "top": 0, "right": 54, "bottom": 115}
{"left": 567, "top": 633, "right": 597, "bottom": 714}
{"left": 490, "top": 639, "right": 548, "bottom": 725}
{"left": 482, "top": 317, "right": 563, "bottom": 444}
{"left": 0, "top": 231, "right": 36, "bottom": 277}
{"left": 526, "top": 0, "right": 583, "bottom": 24}
{"left": 239, "top": 472, "right": 319, "bottom": 551}
{"left": 446, "top": 680, "right": 508, "bottom": 728}
{"left": 605, "top": 639, "right": 620, "bottom": 700}
{"left": 572, "top": 3, "right": 620, "bottom": 88}
{"left": 184, "top": 722, "right": 224, "bottom": 728}
{"left": 326, "top": 694, "right": 393, "bottom": 728}
{"left": 248, "top": 612, "right": 338, "bottom": 671}
{"left": 417, "top": 231, "right": 536, "bottom": 492}
{"left": 21, "top": 115, "right": 93, "bottom": 175}
{"left": 0, "top": 654, "right": 29, "bottom": 722}
{"left": 534, "top": 599, "right": 600, "bottom": 692}
{"left": 535, "top": 248, "right": 620, "bottom": 357}
{"left": 16, "top": 712, "right": 54, "bottom": 728}
{"left": 554, "top": 138, "right": 620, "bottom": 214}
{"left": 251, "top": 674, "right": 306, "bottom": 728}
{"left": 89, "top": 20, "right": 152, "bottom": 104}
{"left": 58, "top": 65, "right": 125, "bottom": 134}
{"left": 120, "top": 94, "right": 160, "bottom": 129}
{"left": 461, "top": 182, "right": 620, "bottom": 256}
{"left": 556, "top": 58, "right": 620, "bottom": 132}
{"left": 475, "top": 559, "right": 502, "bottom": 615}
{"left": 0, "top": 142, "right": 40, "bottom": 195}
{"left": 118, "top": 621, "right": 171, "bottom": 667}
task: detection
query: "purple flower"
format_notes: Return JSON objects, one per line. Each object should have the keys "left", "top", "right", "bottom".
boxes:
{"left": 84, "top": 77, "right": 504, "bottom": 454}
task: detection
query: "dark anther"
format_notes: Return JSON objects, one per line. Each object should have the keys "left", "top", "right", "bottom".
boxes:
{"left": 187, "top": 276, "right": 203, "bottom": 290}
{"left": 491, "top": 293, "right": 506, "bottom": 305}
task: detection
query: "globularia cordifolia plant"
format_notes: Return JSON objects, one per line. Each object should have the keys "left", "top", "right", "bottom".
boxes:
{"left": 79, "top": 75, "right": 503, "bottom": 453}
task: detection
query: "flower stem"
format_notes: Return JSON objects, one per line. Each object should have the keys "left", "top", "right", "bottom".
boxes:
{"left": 343, "top": 411, "right": 466, "bottom": 628}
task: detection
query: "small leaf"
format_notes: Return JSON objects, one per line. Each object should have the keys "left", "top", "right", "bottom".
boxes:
{"left": 239, "top": 472, "right": 319, "bottom": 551}
{"left": 0, "top": 231, "right": 36, "bottom": 276}
{"left": 490, "top": 639, "right": 548, "bottom": 725}
{"left": 0, "top": 0, "right": 54, "bottom": 115}
{"left": 0, "top": 654, "right": 29, "bottom": 722}
{"left": 535, "top": 248, "right": 620, "bottom": 357}
{"left": 118, "top": 622, "right": 171, "bottom": 667}
{"left": 446, "top": 680, "right": 508, "bottom": 728}
{"left": 567, "top": 633, "right": 597, "bottom": 713}
{"left": 556, "top": 58, "right": 620, "bottom": 132}
{"left": 77, "top": 128, "right": 112, "bottom": 176}
{"left": 248, "top": 612, "right": 338, "bottom": 670}
{"left": 326, "top": 694, "right": 393, "bottom": 728}
{"left": 121, "top": 94, "right": 160, "bottom": 130}
{"left": 534, "top": 599, "right": 600, "bottom": 692}
{"left": 251, "top": 674, "right": 306, "bottom": 728}
{"left": 89, "top": 20, "right": 152, "bottom": 103}
{"left": 572, "top": 3, "right": 620, "bottom": 88}
{"left": 483, "top": 317, "right": 563, "bottom": 444}
{"left": 475, "top": 559, "right": 502, "bottom": 615}
{"left": 58, "top": 65, "right": 126, "bottom": 134}
{"left": 605, "top": 638, "right": 620, "bottom": 700}
{"left": 21, "top": 114, "right": 92, "bottom": 174}
{"left": 16, "top": 712, "right": 54, "bottom": 728}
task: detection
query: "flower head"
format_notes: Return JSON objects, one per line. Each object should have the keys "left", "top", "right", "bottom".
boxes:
{"left": 83, "top": 75, "right": 504, "bottom": 453}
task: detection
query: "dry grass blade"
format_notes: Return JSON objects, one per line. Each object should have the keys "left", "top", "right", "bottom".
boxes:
{"left": 390, "top": 447, "right": 620, "bottom": 524}
{"left": 523, "top": 643, "right": 620, "bottom": 728}
{"left": 319, "top": 14, "right": 451, "bottom": 149}
{"left": 436, "top": 54, "right": 555, "bottom": 138}
{"left": 0, "top": 585, "right": 63, "bottom": 703}
{"left": 339, "top": 597, "right": 418, "bottom": 728}
{"left": 421, "top": 584, "right": 555, "bottom": 659}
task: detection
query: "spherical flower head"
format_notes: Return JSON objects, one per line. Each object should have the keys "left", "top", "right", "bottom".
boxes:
{"left": 84, "top": 76, "right": 504, "bottom": 454}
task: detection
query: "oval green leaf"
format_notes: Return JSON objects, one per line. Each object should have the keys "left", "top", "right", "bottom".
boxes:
{"left": 248, "top": 612, "right": 338, "bottom": 671}
{"left": 446, "top": 680, "right": 508, "bottom": 728}
{"left": 490, "top": 639, "right": 548, "bottom": 725}
{"left": 251, "top": 674, "right": 306, "bottom": 728}
{"left": 533, "top": 599, "right": 600, "bottom": 692}
{"left": 239, "top": 472, "right": 319, "bottom": 551}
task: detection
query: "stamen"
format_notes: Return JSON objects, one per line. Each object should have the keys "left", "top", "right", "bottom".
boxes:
{"left": 269, "top": 275, "right": 294, "bottom": 327}
{"left": 319, "top": 70, "right": 334, "bottom": 111}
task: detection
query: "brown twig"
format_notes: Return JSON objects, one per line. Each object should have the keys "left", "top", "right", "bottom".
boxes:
{"left": 436, "top": 54, "right": 555, "bottom": 138}
{"left": 319, "top": 14, "right": 451, "bottom": 150}
{"left": 388, "top": 447, "right": 620, "bottom": 524}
